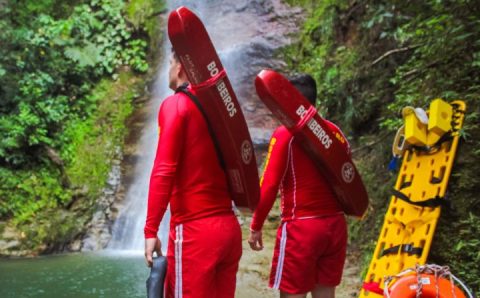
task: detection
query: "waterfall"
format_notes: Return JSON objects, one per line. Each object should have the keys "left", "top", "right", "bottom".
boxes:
{"left": 107, "top": 1, "right": 218, "bottom": 252}
{"left": 107, "top": 49, "right": 170, "bottom": 252}
{"left": 107, "top": 0, "right": 299, "bottom": 252}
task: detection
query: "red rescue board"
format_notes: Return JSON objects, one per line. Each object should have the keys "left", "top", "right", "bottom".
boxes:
{"left": 168, "top": 6, "right": 259, "bottom": 211}
{"left": 255, "top": 70, "right": 368, "bottom": 217}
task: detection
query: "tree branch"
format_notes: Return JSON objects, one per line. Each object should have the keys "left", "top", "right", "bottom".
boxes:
{"left": 371, "top": 45, "right": 420, "bottom": 66}
{"left": 402, "top": 60, "right": 441, "bottom": 82}
{"left": 351, "top": 132, "right": 391, "bottom": 154}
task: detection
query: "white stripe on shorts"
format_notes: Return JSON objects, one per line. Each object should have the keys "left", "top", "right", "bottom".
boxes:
{"left": 175, "top": 224, "right": 183, "bottom": 298}
{"left": 273, "top": 222, "right": 288, "bottom": 289}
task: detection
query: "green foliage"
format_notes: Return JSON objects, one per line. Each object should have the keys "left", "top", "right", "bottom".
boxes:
{"left": 283, "top": 0, "right": 379, "bottom": 134}
{"left": 64, "top": 42, "right": 103, "bottom": 67}
{"left": 452, "top": 214, "right": 480, "bottom": 285}
{"left": 0, "top": 71, "right": 141, "bottom": 252}
{"left": 384, "top": 1, "right": 480, "bottom": 127}
{"left": 0, "top": 0, "right": 149, "bottom": 166}
{"left": 18, "top": 208, "right": 87, "bottom": 252}
{"left": 64, "top": 73, "right": 136, "bottom": 197}
{"left": 125, "top": 0, "right": 165, "bottom": 30}
{"left": 0, "top": 167, "right": 71, "bottom": 220}
{"left": 433, "top": 212, "right": 480, "bottom": 295}
{"left": 285, "top": 0, "right": 480, "bottom": 292}
{"left": 0, "top": 0, "right": 159, "bottom": 253}
{"left": 124, "top": 0, "right": 165, "bottom": 55}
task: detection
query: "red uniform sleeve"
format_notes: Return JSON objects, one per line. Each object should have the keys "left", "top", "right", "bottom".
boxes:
{"left": 144, "top": 96, "right": 186, "bottom": 239}
{"left": 250, "top": 128, "right": 291, "bottom": 231}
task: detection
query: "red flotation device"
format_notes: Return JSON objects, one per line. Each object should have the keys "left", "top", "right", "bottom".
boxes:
{"left": 384, "top": 264, "right": 473, "bottom": 298}
{"left": 387, "top": 274, "right": 466, "bottom": 298}
{"left": 168, "top": 6, "right": 260, "bottom": 211}
{"left": 255, "top": 69, "right": 368, "bottom": 217}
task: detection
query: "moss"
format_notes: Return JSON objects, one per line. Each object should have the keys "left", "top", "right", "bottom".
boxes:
{"left": 125, "top": 0, "right": 165, "bottom": 30}
{"left": 124, "top": 0, "right": 166, "bottom": 52}
{"left": 65, "top": 71, "right": 139, "bottom": 198}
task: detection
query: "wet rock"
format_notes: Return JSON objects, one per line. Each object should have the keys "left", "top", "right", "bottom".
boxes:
{"left": 79, "top": 152, "right": 123, "bottom": 251}
{"left": 249, "top": 127, "right": 274, "bottom": 147}
{"left": 0, "top": 240, "right": 20, "bottom": 251}
{"left": 0, "top": 225, "right": 23, "bottom": 256}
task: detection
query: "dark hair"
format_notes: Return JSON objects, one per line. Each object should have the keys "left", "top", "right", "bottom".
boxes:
{"left": 289, "top": 74, "right": 317, "bottom": 105}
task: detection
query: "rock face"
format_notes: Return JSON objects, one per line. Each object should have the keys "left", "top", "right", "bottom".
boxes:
{"left": 0, "top": 225, "right": 22, "bottom": 256}
{"left": 80, "top": 0, "right": 303, "bottom": 250}
{"left": 199, "top": 0, "right": 303, "bottom": 146}
{"left": 78, "top": 154, "right": 124, "bottom": 251}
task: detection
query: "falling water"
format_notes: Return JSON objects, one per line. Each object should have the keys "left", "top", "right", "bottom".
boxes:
{"left": 106, "top": 31, "right": 170, "bottom": 252}
{"left": 107, "top": 0, "right": 301, "bottom": 252}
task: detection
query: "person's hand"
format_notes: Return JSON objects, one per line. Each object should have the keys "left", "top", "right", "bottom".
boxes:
{"left": 145, "top": 237, "right": 162, "bottom": 267}
{"left": 248, "top": 230, "right": 264, "bottom": 251}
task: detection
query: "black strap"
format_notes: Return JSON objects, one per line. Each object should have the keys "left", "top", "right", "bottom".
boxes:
{"left": 391, "top": 189, "right": 448, "bottom": 208}
{"left": 399, "top": 181, "right": 412, "bottom": 189}
{"left": 175, "top": 84, "right": 226, "bottom": 171}
{"left": 410, "top": 131, "right": 453, "bottom": 153}
{"left": 381, "top": 243, "right": 423, "bottom": 257}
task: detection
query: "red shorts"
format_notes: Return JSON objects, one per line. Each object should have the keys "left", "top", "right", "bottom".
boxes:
{"left": 269, "top": 214, "right": 347, "bottom": 294}
{"left": 165, "top": 214, "right": 242, "bottom": 298}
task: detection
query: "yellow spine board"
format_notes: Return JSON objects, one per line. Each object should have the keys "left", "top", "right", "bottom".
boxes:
{"left": 359, "top": 100, "right": 466, "bottom": 298}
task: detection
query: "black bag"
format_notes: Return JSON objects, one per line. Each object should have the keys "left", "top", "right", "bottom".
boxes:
{"left": 146, "top": 256, "right": 167, "bottom": 298}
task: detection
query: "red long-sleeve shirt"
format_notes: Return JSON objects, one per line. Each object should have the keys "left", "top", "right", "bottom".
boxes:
{"left": 144, "top": 88, "right": 233, "bottom": 239}
{"left": 251, "top": 123, "right": 349, "bottom": 231}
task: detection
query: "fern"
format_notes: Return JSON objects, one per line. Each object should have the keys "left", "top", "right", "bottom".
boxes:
{"left": 64, "top": 42, "right": 102, "bottom": 67}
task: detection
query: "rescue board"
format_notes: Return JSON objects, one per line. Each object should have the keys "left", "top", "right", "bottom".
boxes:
{"left": 168, "top": 6, "right": 259, "bottom": 211}
{"left": 255, "top": 69, "right": 368, "bottom": 217}
{"left": 359, "top": 100, "right": 467, "bottom": 298}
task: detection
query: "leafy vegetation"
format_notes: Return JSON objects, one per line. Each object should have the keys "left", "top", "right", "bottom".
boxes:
{"left": 0, "top": 0, "right": 161, "bottom": 253}
{"left": 283, "top": 0, "right": 480, "bottom": 293}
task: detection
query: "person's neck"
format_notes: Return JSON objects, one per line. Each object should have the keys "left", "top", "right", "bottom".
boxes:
{"left": 175, "top": 79, "right": 188, "bottom": 89}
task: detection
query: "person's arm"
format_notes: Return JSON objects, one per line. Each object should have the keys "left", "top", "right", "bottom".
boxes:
{"left": 144, "top": 97, "right": 185, "bottom": 265}
{"left": 249, "top": 129, "right": 290, "bottom": 239}
{"left": 248, "top": 129, "right": 290, "bottom": 250}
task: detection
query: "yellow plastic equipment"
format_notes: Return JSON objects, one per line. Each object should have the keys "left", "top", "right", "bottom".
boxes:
{"left": 403, "top": 107, "right": 428, "bottom": 146}
{"left": 428, "top": 99, "right": 453, "bottom": 145}
{"left": 359, "top": 100, "right": 466, "bottom": 298}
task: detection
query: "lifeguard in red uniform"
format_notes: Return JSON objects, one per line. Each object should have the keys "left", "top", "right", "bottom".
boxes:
{"left": 249, "top": 74, "right": 349, "bottom": 298}
{"left": 144, "top": 51, "right": 241, "bottom": 298}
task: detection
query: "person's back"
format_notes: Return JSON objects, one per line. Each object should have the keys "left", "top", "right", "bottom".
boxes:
{"left": 274, "top": 126, "right": 342, "bottom": 221}
{"left": 153, "top": 90, "right": 233, "bottom": 225}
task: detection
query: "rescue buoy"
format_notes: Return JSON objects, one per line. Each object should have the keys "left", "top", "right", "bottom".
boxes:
{"left": 168, "top": 6, "right": 260, "bottom": 211}
{"left": 388, "top": 273, "right": 466, "bottom": 298}
{"left": 255, "top": 69, "right": 369, "bottom": 217}
{"left": 383, "top": 264, "right": 474, "bottom": 298}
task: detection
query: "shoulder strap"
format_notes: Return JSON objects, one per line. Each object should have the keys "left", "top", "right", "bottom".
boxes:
{"left": 175, "top": 83, "right": 226, "bottom": 171}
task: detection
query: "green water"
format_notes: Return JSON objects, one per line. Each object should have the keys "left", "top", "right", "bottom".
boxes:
{"left": 0, "top": 251, "right": 149, "bottom": 298}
